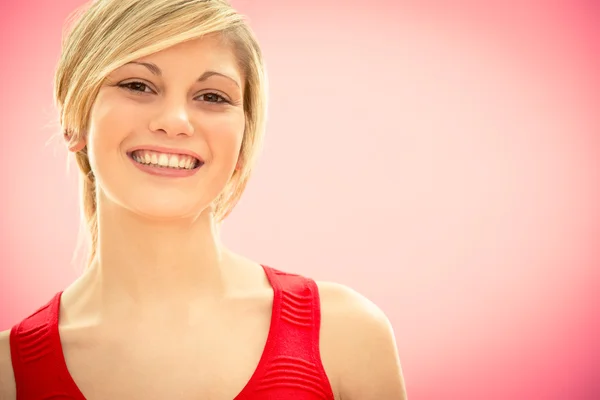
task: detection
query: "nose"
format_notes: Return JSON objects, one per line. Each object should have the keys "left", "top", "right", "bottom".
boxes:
{"left": 149, "top": 99, "right": 195, "bottom": 138}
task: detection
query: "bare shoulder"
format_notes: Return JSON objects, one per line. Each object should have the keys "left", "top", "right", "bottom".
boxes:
{"left": 316, "top": 282, "right": 408, "bottom": 400}
{"left": 0, "top": 329, "right": 16, "bottom": 400}
{"left": 316, "top": 281, "right": 390, "bottom": 325}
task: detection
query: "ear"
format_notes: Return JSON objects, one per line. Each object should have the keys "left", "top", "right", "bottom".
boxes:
{"left": 64, "top": 131, "right": 86, "bottom": 153}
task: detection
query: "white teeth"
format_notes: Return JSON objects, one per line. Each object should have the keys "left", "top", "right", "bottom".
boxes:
{"left": 158, "top": 153, "right": 169, "bottom": 166}
{"left": 168, "top": 156, "right": 179, "bottom": 168}
{"left": 131, "top": 150, "right": 199, "bottom": 170}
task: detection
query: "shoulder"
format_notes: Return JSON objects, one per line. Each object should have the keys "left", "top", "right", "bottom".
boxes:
{"left": 0, "top": 294, "right": 60, "bottom": 400}
{"left": 0, "top": 329, "right": 16, "bottom": 400}
{"left": 316, "top": 281, "right": 408, "bottom": 400}
{"left": 316, "top": 281, "right": 389, "bottom": 325}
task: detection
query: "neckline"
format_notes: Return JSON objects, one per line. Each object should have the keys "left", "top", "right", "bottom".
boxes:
{"left": 48, "top": 264, "right": 282, "bottom": 399}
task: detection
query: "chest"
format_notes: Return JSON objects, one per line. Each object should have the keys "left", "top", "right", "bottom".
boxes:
{"left": 60, "top": 301, "right": 271, "bottom": 399}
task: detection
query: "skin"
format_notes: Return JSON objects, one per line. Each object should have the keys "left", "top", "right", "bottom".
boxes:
{"left": 0, "top": 35, "right": 407, "bottom": 399}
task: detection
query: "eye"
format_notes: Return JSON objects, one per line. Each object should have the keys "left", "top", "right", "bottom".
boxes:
{"left": 197, "top": 92, "right": 229, "bottom": 104}
{"left": 118, "top": 81, "right": 154, "bottom": 94}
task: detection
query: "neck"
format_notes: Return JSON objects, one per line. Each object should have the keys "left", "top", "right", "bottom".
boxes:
{"left": 83, "top": 192, "right": 230, "bottom": 310}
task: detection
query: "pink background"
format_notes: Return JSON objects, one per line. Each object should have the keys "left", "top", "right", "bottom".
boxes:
{"left": 0, "top": 1, "right": 598, "bottom": 398}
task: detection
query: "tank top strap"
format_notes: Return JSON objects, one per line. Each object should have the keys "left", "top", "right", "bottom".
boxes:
{"left": 9, "top": 291, "right": 70, "bottom": 398}
{"left": 257, "top": 265, "right": 334, "bottom": 399}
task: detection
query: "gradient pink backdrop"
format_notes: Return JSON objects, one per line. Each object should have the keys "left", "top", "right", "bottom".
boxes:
{"left": 0, "top": 1, "right": 598, "bottom": 399}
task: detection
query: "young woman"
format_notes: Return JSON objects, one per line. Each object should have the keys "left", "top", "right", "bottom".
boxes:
{"left": 0, "top": 0, "right": 407, "bottom": 398}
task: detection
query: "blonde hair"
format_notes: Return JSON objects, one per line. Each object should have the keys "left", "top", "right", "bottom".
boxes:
{"left": 54, "top": 0, "right": 268, "bottom": 268}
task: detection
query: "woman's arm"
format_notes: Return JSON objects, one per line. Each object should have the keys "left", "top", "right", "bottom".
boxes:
{"left": 0, "top": 330, "right": 16, "bottom": 400}
{"left": 318, "top": 282, "right": 408, "bottom": 400}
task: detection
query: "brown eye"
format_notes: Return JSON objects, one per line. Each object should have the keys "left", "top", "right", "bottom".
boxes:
{"left": 198, "top": 92, "right": 228, "bottom": 103}
{"left": 119, "top": 81, "right": 153, "bottom": 93}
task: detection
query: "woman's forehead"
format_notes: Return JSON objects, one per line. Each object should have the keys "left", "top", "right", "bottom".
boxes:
{"left": 123, "top": 36, "right": 243, "bottom": 80}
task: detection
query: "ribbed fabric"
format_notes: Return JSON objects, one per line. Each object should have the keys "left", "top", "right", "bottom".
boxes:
{"left": 10, "top": 265, "right": 334, "bottom": 399}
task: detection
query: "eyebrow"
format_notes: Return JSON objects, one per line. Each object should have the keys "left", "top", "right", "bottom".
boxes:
{"left": 124, "top": 61, "right": 241, "bottom": 88}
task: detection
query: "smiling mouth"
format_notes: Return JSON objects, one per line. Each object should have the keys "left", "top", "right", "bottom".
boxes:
{"left": 128, "top": 149, "right": 203, "bottom": 170}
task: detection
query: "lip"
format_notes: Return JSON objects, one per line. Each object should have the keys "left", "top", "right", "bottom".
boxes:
{"left": 126, "top": 145, "right": 204, "bottom": 178}
{"left": 126, "top": 145, "right": 203, "bottom": 163}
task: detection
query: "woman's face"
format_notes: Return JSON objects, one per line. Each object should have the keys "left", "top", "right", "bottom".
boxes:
{"left": 82, "top": 35, "right": 245, "bottom": 220}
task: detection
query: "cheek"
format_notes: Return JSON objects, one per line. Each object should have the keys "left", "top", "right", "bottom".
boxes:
{"left": 87, "top": 94, "right": 136, "bottom": 161}
{"left": 202, "top": 111, "right": 245, "bottom": 165}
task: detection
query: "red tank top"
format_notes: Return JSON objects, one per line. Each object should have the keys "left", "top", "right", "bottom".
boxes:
{"left": 9, "top": 265, "right": 334, "bottom": 399}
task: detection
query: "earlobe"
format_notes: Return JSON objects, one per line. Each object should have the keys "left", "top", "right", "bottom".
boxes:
{"left": 64, "top": 131, "right": 87, "bottom": 153}
{"left": 69, "top": 140, "right": 86, "bottom": 152}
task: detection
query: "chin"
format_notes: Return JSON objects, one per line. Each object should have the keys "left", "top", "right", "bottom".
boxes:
{"left": 99, "top": 179, "right": 222, "bottom": 222}
{"left": 126, "top": 196, "right": 209, "bottom": 222}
